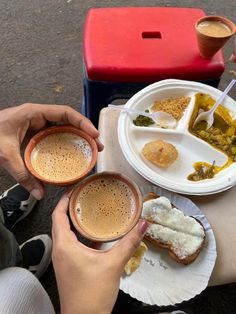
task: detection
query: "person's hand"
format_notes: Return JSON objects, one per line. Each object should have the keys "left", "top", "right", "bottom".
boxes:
{"left": 52, "top": 191, "right": 148, "bottom": 314}
{"left": 0, "top": 103, "right": 103, "bottom": 199}
{"left": 229, "top": 37, "right": 236, "bottom": 62}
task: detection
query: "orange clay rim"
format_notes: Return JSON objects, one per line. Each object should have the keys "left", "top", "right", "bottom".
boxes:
{"left": 69, "top": 171, "right": 142, "bottom": 242}
{"left": 24, "top": 125, "right": 98, "bottom": 186}
{"left": 195, "top": 15, "right": 236, "bottom": 38}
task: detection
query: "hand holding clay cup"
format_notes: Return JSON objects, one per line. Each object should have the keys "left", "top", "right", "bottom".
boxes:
{"left": 24, "top": 125, "right": 98, "bottom": 186}
{"left": 0, "top": 103, "right": 102, "bottom": 200}
{"left": 69, "top": 171, "right": 142, "bottom": 242}
{"left": 52, "top": 190, "right": 148, "bottom": 314}
{"left": 195, "top": 15, "right": 236, "bottom": 59}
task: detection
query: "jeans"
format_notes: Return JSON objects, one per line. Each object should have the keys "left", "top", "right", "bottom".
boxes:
{"left": 0, "top": 208, "right": 22, "bottom": 270}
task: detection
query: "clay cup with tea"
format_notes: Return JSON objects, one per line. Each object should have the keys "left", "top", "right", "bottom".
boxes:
{"left": 195, "top": 15, "right": 236, "bottom": 58}
{"left": 69, "top": 172, "right": 142, "bottom": 242}
{"left": 24, "top": 125, "right": 98, "bottom": 185}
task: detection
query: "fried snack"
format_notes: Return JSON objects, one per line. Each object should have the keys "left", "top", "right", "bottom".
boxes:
{"left": 142, "top": 140, "right": 178, "bottom": 168}
{"left": 151, "top": 96, "right": 190, "bottom": 121}
{"left": 124, "top": 241, "right": 148, "bottom": 275}
{"left": 142, "top": 193, "right": 205, "bottom": 265}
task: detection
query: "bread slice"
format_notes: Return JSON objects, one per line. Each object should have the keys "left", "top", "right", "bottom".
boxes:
{"left": 142, "top": 192, "right": 205, "bottom": 265}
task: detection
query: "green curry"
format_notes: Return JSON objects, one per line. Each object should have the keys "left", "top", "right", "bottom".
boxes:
{"left": 133, "top": 109, "right": 155, "bottom": 127}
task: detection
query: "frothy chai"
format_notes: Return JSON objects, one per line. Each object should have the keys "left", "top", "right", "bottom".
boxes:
{"left": 31, "top": 132, "right": 92, "bottom": 181}
{"left": 75, "top": 178, "right": 136, "bottom": 239}
{"left": 197, "top": 20, "right": 232, "bottom": 37}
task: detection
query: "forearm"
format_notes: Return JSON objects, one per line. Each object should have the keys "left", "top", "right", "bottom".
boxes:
{"left": 59, "top": 287, "right": 115, "bottom": 314}
{"left": 54, "top": 267, "right": 118, "bottom": 314}
{"left": 61, "top": 302, "right": 112, "bottom": 314}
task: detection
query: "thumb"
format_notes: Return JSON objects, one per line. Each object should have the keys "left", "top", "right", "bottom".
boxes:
{"left": 111, "top": 220, "right": 149, "bottom": 266}
{"left": 2, "top": 150, "right": 44, "bottom": 200}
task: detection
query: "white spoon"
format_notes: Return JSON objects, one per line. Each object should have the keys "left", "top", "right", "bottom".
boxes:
{"left": 193, "top": 79, "right": 236, "bottom": 129}
{"left": 108, "top": 104, "right": 177, "bottom": 129}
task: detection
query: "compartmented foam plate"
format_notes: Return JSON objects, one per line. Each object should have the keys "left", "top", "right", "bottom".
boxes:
{"left": 118, "top": 79, "right": 236, "bottom": 195}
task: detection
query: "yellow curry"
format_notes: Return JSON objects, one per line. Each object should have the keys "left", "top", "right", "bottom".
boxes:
{"left": 188, "top": 93, "right": 236, "bottom": 181}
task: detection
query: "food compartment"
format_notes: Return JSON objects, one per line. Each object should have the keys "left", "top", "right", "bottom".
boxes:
{"left": 125, "top": 85, "right": 195, "bottom": 131}
{"left": 128, "top": 128, "right": 227, "bottom": 183}
{"left": 186, "top": 92, "right": 236, "bottom": 175}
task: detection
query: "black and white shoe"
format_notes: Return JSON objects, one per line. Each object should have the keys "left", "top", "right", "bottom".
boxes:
{"left": 20, "top": 234, "right": 52, "bottom": 279}
{"left": 0, "top": 184, "right": 37, "bottom": 229}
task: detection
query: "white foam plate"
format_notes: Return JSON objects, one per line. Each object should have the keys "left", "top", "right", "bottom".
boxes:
{"left": 118, "top": 79, "right": 236, "bottom": 195}
{"left": 119, "top": 185, "right": 217, "bottom": 306}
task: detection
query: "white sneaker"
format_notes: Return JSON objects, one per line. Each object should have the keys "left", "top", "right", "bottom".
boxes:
{"left": 20, "top": 234, "right": 52, "bottom": 279}
{"left": 0, "top": 184, "right": 37, "bottom": 229}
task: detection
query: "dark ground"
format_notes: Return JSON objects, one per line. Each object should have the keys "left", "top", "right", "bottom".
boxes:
{"left": 0, "top": 1, "right": 236, "bottom": 313}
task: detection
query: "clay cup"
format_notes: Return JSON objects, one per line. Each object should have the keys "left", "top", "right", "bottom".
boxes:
{"left": 24, "top": 125, "right": 98, "bottom": 186}
{"left": 69, "top": 171, "right": 142, "bottom": 242}
{"left": 195, "top": 15, "right": 236, "bottom": 58}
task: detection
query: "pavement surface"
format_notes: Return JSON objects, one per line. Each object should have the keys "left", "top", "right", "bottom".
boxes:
{"left": 0, "top": 1, "right": 236, "bottom": 313}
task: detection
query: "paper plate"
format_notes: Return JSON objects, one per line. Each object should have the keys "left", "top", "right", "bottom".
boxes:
{"left": 119, "top": 185, "right": 217, "bottom": 306}
{"left": 118, "top": 79, "right": 236, "bottom": 195}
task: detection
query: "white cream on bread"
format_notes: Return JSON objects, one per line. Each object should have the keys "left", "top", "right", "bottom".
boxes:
{"left": 142, "top": 196, "right": 205, "bottom": 260}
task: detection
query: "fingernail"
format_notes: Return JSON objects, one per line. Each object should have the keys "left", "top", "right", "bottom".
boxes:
{"left": 31, "top": 189, "right": 43, "bottom": 200}
{"left": 139, "top": 219, "right": 149, "bottom": 235}
{"left": 96, "top": 138, "right": 104, "bottom": 151}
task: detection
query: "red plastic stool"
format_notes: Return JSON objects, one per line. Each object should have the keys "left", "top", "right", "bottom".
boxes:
{"left": 83, "top": 7, "right": 225, "bottom": 126}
